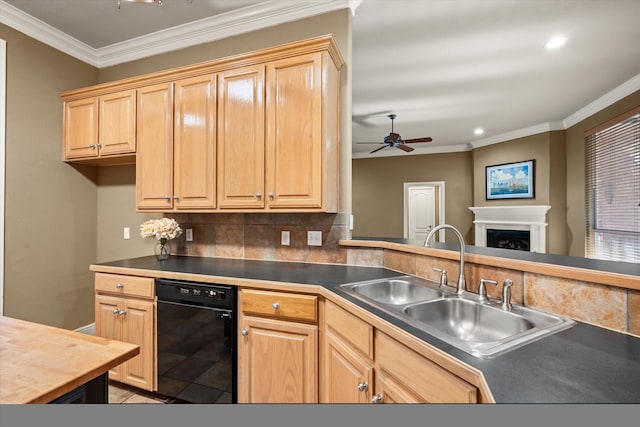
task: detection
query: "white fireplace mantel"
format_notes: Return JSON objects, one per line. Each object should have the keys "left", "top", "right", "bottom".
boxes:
{"left": 469, "top": 206, "right": 551, "bottom": 253}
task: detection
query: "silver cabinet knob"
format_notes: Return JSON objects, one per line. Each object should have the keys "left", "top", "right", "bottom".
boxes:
{"left": 96, "top": 143, "right": 102, "bottom": 148}
{"left": 357, "top": 381, "right": 368, "bottom": 392}
{"left": 272, "top": 302, "right": 280, "bottom": 310}
{"left": 268, "top": 192, "right": 274, "bottom": 199}
{"left": 112, "top": 308, "right": 120, "bottom": 315}
{"left": 116, "top": 283, "right": 124, "bottom": 289}
{"left": 173, "top": 195, "right": 180, "bottom": 200}
{"left": 164, "top": 195, "right": 171, "bottom": 201}
{"left": 241, "top": 328, "right": 249, "bottom": 336}
{"left": 89, "top": 144, "right": 96, "bottom": 149}
{"left": 255, "top": 193, "right": 262, "bottom": 199}
{"left": 118, "top": 310, "right": 127, "bottom": 316}
{"left": 371, "top": 394, "right": 384, "bottom": 404}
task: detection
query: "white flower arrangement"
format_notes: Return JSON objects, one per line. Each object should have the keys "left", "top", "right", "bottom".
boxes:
{"left": 140, "top": 218, "right": 183, "bottom": 244}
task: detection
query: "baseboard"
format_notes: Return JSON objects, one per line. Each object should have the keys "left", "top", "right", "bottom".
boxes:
{"left": 75, "top": 323, "right": 95, "bottom": 335}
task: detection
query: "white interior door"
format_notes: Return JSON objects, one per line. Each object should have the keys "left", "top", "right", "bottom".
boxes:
{"left": 407, "top": 186, "right": 435, "bottom": 240}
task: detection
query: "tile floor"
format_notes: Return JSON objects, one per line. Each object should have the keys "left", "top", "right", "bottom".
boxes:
{"left": 108, "top": 381, "right": 172, "bottom": 404}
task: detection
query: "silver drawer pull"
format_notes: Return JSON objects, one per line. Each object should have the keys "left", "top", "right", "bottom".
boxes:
{"left": 116, "top": 283, "right": 124, "bottom": 289}
{"left": 272, "top": 302, "right": 280, "bottom": 310}
{"left": 241, "top": 328, "right": 249, "bottom": 336}
{"left": 357, "top": 381, "right": 368, "bottom": 392}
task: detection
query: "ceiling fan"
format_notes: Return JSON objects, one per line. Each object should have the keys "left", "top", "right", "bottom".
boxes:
{"left": 357, "top": 114, "right": 433, "bottom": 154}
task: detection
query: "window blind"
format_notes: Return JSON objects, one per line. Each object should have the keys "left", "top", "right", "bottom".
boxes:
{"left": 584, "top": 108, "right": 640, "bottom": 263}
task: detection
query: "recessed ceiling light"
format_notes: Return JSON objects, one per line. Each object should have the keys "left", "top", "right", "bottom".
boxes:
{"left": 474, "top": 128, "right": 484, "bottom": 136}
{"left": 544, "top": 35, "right": 568, "bottom": 50}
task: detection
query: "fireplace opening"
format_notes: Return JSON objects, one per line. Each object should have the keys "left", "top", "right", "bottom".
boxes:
{"left": 487, "top": 229, "right": 530, "bottom": 251}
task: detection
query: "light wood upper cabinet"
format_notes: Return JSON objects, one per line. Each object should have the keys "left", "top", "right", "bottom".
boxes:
{"left": 173, "top": 74, "right": 217, "bottom": 210}
{"left": 265, "top": 52, "right": 325, "bottom": 210}
{"left": 217, "top": 65, "right": 265, "bottom": 209}
{"left": 61, "top": 35, "right": 343, "bottom": 212}
{"left": 99, "top": 90, "right": 136, "bottom": 156}
{"left": 135, "top": 83, "right": 174, "bottom": 210}
{"left": 63, "top": 97, "right": 99, "bottom": 159}
{"left": 63, "top": 90, "right": 136, "bottom": 163}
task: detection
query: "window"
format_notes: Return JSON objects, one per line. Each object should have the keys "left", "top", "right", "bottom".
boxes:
{"left": 585, "top": 107, "right": 640, "bottom": 263}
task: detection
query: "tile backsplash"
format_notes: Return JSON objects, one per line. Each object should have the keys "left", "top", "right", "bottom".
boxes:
{"left": 168, "top": 213, "right": 349, "bottom": 264}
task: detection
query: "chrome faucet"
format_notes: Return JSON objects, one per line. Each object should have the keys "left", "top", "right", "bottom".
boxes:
{"left": 424, "top": 224, "right": 467, "bottom": 295}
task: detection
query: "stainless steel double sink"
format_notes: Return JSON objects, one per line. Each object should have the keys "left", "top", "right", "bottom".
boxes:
{"left": 338, "top": 275, "right": 575, "bottom": 359}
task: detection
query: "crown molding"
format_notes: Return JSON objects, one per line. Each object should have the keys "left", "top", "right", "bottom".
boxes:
{"left": 562, "top": 73, "right": 640, "bottom": 129}
{"left": 0, "top": 0, "right": 351, "bottom": 68}
{"left": 470, "top": 122, "right": 565, "bottom": 149}
{"left": 0, "top": 0, "right": 98, "bottom": 65}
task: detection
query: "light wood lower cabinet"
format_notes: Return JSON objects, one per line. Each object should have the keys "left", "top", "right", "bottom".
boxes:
{"left": 94, "top": 273, "right": 156, "bottom": 392}
{"left": 238, "top": 289, "right": 318, "bottom": 403}
{"left": 322, "top": 301, "right": 478, "bottom": 404}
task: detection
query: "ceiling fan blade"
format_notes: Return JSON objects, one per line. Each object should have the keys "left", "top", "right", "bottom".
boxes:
{"left": 357, "top": 142, "right": 385, "bottom": 145}
{"left": 397, "top": 144, "right": 415, "bottom": 152}
{"left": 404, "top": 137, "right": 433, "bottom": 143}
{"left": 370, "top": 145, "right": 388, "bottom": 154}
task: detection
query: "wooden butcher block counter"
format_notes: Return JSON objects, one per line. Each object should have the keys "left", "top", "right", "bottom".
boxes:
{"left": 0, "top": 316, "right": 139, "bottom": 404}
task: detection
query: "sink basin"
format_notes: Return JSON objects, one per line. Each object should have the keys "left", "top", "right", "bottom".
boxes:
{"left": 340, "top": 276, "right": 443, "bottom": 306}
{"left": 338, "top": 275, "right": 575, "bottom": 359}
{"left": 402, "top": 298, "right": 575, "bottom": 358}
{"left": 404, "top": 298, "right": 534, "bottom": 343}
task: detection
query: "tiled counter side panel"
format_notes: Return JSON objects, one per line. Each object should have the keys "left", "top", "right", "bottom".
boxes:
{"left": 346, "top": 247, "right": 638, "bottom": 335}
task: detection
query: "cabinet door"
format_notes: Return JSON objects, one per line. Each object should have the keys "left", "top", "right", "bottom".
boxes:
{"left": 63, "top": 97, "right": 99, "bottom": 159}
{"left": 265, "top": 52, "right": 323, "bottom": 209}
{"left": 173, "top": 75, "right": 217, "bottom": 210}
{"left": 95, "top": 294, "right": 123, "bottom": 381}
{"left": 136, "top": 83, "right": 174, "bottom": 210}
{"left": 120, "top": 298, "right": 156, "bottom": 391}
{"left": 99, "top": 89, "right": 136, "bottom": 156}
{"left": 374, "top": 369, "right": 423, "bottom": 404}
{"left": 217, "top": 65, "right": 265, "bottom": 209}
{"left": 324, "top": 331, "right": 373, "bottom": 403}
{"left": 375, "top": 331, "right": 477, "bottom": 403}
{"left": 238, "top": 315, "right": 317, "bottom": 403}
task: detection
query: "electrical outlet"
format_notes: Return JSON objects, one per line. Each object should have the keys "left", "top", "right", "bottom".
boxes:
{"left": 186, "top": 228, "right": 193, "bottom": 242}
{"left": 123, "top": 227, "right": 130, "bottom": 240}
{"left": 307, "top": 231, "right": 322, "bottom": 246}
{"left": 281, "top": 231, "right": 290, "bottom": 246}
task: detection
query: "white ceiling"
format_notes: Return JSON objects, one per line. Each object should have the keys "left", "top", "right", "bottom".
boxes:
{"left": 2, "top": 0, "right": 640, "bottom": 158}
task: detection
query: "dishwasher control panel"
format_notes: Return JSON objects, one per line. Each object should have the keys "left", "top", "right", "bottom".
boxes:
{"left": 156, "top": 279, "right": 235, "bottom": 310}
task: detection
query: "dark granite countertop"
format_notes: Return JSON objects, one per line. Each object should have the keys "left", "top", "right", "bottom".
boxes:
{"left": 93, "top": 255, "right": 640, "bottom": 403}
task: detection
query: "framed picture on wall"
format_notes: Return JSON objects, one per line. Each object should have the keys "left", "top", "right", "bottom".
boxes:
{"left": 486, "top": 159, "right": 535, "bottom": 200}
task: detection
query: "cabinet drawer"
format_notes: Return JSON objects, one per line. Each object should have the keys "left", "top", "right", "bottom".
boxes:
{"left": 95, "top": 273, "right": 154, "bottom": 299}
{"left": 325, "top": 301, "right": 373, "bottom": 359}
{"left": 241, "top": 289, "right": 317, "bottom": 323}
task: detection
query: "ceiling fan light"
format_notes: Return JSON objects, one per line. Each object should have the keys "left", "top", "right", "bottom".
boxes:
{"left": 474, "top": 128, "right": 484, "bottom": 135}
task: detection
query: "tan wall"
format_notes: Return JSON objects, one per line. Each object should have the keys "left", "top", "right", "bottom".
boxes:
{"left": 352, "top": 152, "right": 474, "bottom": 242}
{"left": 472, "top": 131, "right": 566, "bottom": 255}
{"left": 95, "top": 10, "right": 353, "bottom": 261}
{"left": 2, "top": 24, "right": 99, "bottom": 329}
{"left": 565, "top": 89, "right": 640, "bottom": 257}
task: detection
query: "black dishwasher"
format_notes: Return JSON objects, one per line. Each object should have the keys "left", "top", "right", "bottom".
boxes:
{"left": 156, "top": 279, "right": 236, "bottom": 404}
